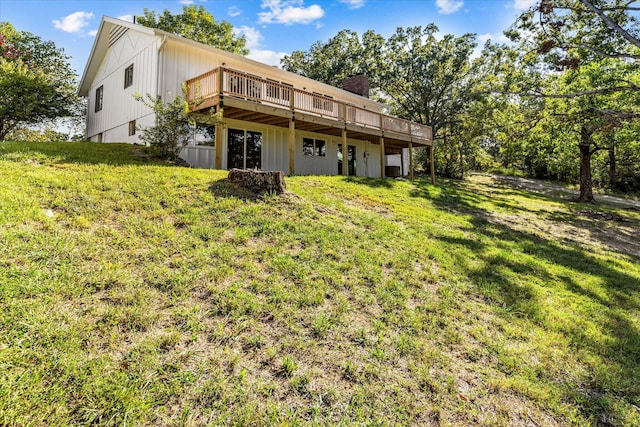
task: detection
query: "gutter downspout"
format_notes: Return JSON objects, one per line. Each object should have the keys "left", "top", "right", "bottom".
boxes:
{"left": 156, "top": 34, "right": 168, "bottom": 99}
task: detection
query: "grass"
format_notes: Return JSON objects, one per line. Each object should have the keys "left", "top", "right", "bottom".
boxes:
{"left": 0, "top": 141, "right": 639, "bottom": 426}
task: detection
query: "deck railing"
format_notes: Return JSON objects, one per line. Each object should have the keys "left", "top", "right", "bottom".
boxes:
{"left": 186, "top": 67, "right": 432, "bottom": 142}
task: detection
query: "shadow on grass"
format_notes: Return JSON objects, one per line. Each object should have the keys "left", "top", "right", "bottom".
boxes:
{"left": 410, "top": 177, "right": 640, "bottom": 422}
{"left": 340, "top": 176, "right": 397, "bottom": 189}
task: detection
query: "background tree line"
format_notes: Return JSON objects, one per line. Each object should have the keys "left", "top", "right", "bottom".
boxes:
{"left": 1, "top": 2, "right": 638, "bottom": 200}
{"left": 281, "top": 0, "right": 640, "bottom": 200}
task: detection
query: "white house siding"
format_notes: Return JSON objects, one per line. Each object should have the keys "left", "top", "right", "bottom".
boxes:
{"left": 386, "top": 149, "right": 412, "bottom": 177}
{"left": 160, "top": 41, "right": 225, "bottom": 102}
{"left": 180, "top": 117, "right": 382, "bottom": 177}
{"left": 180, "top": 146, "right": 216, "bottom": 169}
{"left": 160, "top": 39, "right": 383, "bottom": 113}
{"left": 86, "top": 29, "right": 158, "bottom": 142}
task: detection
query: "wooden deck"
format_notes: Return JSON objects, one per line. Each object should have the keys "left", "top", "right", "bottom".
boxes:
{"left": 185, "top": 67, "right": 433, "bottom": 148}
{"left": 185, "top": 66, "right": 434, "bottom": 181}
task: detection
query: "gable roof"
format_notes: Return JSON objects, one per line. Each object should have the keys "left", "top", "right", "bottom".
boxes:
{"left": 78, "top": 16, "right": 384, "bottom": 110}
{"left": 78, "top": 16, "right": 155, "bottom": 96}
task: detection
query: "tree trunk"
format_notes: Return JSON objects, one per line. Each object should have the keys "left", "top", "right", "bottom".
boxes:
{"left": 608, "top": 145, "right": 616, "bottom": 188}
{"left": 228, "top": 168, "right": 287, "bottom": 194}
{"left": 576, "top": 126, "right": 595, "bottom": 203}
{"left": 458, "top": 140, "right": 465, "bottom": 179}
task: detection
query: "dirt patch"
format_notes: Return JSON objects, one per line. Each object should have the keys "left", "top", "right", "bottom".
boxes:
{"left": 576, "top": 209, "right": 629, "bottom": 222}
{"left": 469, "top": 174, "right": 640, "bottom": 257}
{"left": 485, "top": 173, "right": 640, "bottom": 210}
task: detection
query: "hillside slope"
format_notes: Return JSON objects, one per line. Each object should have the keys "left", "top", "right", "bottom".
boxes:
{"left": 1, "top": 142, "right": 639, "bottom": 426}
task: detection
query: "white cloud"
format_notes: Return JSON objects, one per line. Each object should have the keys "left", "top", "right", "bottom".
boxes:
{"left": 435, "top": 0, "right": 463, "bottom": 14}
{"left": 88, "top": 29, "right": 98, "bottom": 37}
{"left": 478, "top": 32, "right": 510, "bottom": 44}
{"left": 233, "top": 25, "right": 286, "bottom": 66}
{"left": 234, "top": 25, "right": 262, "bottom": 49}
{"left": 513, "top": 0, "right": 537, "bottom": 10}
{"left": 339, "top": 0, "right": 365, "bottom": 9}
{"left": 180, "top": 0, "right": 195, "bottom": 5}
{"left": 228, "top": 6, "right": 242, "bottom": 17}
{"left": 117, "top": 15, "right": 134, "bottom": 23}
{"left": 258, "top": 0, "right": 325, "bottom": 25}
{"left": 52, "top": 11, "right": 94, "bottom": 33}
{"left": 247, "top": 49, "right": 287, "bottom": 67}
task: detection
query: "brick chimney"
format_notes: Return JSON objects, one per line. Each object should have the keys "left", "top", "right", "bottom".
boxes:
{"left": 342, "top": 74, "right": 369, "bottom": 98}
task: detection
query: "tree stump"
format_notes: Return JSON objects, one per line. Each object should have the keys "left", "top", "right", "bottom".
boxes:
{"left": 227, "top": 169, "right": 287, "bottom": 194}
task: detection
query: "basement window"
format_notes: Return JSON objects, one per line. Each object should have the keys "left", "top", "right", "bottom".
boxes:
{"left": 303, "top": 138, "right": 326, "bottom": 157}
{"left": 124, "top": 64, "right": 133, "bottom": 88}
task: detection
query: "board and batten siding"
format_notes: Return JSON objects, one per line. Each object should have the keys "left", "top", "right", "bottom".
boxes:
{"left": 180, "top": 118, "right": 382, "bottom": 177}
{"left": 295, "top": 136, "right": 381, "bottom": 177}
{"left": 86, "top": 29, "right": 158, "bottom": 142}
{"left": 159, "top": 39, "right": 383, "bottom": 113}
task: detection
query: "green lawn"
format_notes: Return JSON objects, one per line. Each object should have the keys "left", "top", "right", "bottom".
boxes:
{"left": 1, "top": 141, "right": 639, "bottom": 426}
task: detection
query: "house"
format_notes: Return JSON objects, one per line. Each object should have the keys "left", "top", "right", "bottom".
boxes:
{"left": 78, "top": 16, "right": 434, "bottom": 181}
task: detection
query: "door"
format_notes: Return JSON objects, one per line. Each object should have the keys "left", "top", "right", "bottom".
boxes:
{"left": 227, "top": 128, "right": 262, "bottom": 170}
{"left": 337, "top": 144, "right": 356, "bottom": 176}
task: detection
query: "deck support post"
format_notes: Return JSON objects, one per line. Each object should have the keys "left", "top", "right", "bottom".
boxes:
{"left": 380, "top": 136, "right": 385, "bottom": 178}
{"left": 342, "top": 104, "right": 348, "bottom": 176}
{"left": 409, "top": 142, "right": 414, "bottom": 180}
{"left": 342, "top": 128, "right": 348, "bottom": 176}
{"left": 218, "top": 66, "right": 224, "bottom": 94}
{"left": 215, "top": 108, "right": 224, "bottom": 170}
{"left": 430, "top": 144, "right": 435, "bottom": 184}
{"left": 289, "top": 116, "right": 295, "bottom": 176}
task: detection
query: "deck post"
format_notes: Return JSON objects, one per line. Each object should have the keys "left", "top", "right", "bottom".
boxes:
{"left": 342, "top": 128, "right": 348, "bottom": 176}
{"left": 400, "top": 150, "right": 405, "bottom": 177}
{"left": 218, "top": 66, "right": 224, "bottom": 94}
{"left": 342, "top": 103, "right": 348, "bottom": 176}
{"left": 380, "top": 136, "right": 385, "bottom": 178}
{"left": 430, "top": 144, "right": 435, "bottom": 184}
{"left": 409, "top": 141, "right": 414, "bottom": 180}
{"left": 215, "top": 109, "right": 224, "bottom": 170}
{"left": 379, "top": 114, "right": 385, "bottom": 178}
{"left": 289, "top": 116, "right": 295, "bottom": 176}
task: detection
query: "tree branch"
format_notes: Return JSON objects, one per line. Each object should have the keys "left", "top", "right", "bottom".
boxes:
{"left": 563, "top": 42, "right": 640, "bottom": 60}
{"left": 580, "top": 0, "right": 640, "bottom": 49}
{"left": 516, "top": 85, "right": 639, "bottom": 98}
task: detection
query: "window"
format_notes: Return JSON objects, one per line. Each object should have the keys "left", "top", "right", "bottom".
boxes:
{"left": 128, "top": 120, "right": 136, "bottom": 136}
{"left": 195, "top": 125, "right": 216, "bottom": 147}
{"left": 303, "top": 138, "right": 326, "bottom": 157}
{"left": 95, "top": 85, "right": 103, "bottom": 112}
{"left": 124, "top": 64, "right": 133, "bottom": 88}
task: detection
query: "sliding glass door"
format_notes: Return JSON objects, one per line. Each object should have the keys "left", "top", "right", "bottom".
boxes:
{"left": 227, "top": 128, "right": 262, "bottom": 170}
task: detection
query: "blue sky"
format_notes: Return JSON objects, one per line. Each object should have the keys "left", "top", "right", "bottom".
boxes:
{"left": 0, "top": 0, "right": 536, "bottom": 76}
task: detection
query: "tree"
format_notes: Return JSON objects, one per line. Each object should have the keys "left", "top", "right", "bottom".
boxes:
{"left": 133, "top": 87, "right": 196, "bottom": 160}
{"left": 4, "top": 127, "right": 70, "bottom": 142}
{"left": 281, "top": 30, "right": 384, "bottom": 88}
{"left": 283, "top": 25, "right": 502, "bottom": 179}
{"left": 133, "top": 85, "right": 217, "bottom": 160}
{"left": 136, "top": 5, "right": 248, "bottom": 55}
{"left": 0, "top": 22, "right": 79, "bottom": 140}
{"left": 507, "top": 0, "right": 640, "bottom": 201}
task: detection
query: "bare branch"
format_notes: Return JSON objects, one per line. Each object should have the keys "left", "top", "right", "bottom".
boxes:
{"left": 517, "top": 85, "right": 639, "bottom": 98}
{"left": 563, "top": 43, "right": 640, "bottom": 60}
{"left": 580, "top": 0, "right": 640, "bottom": 50}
